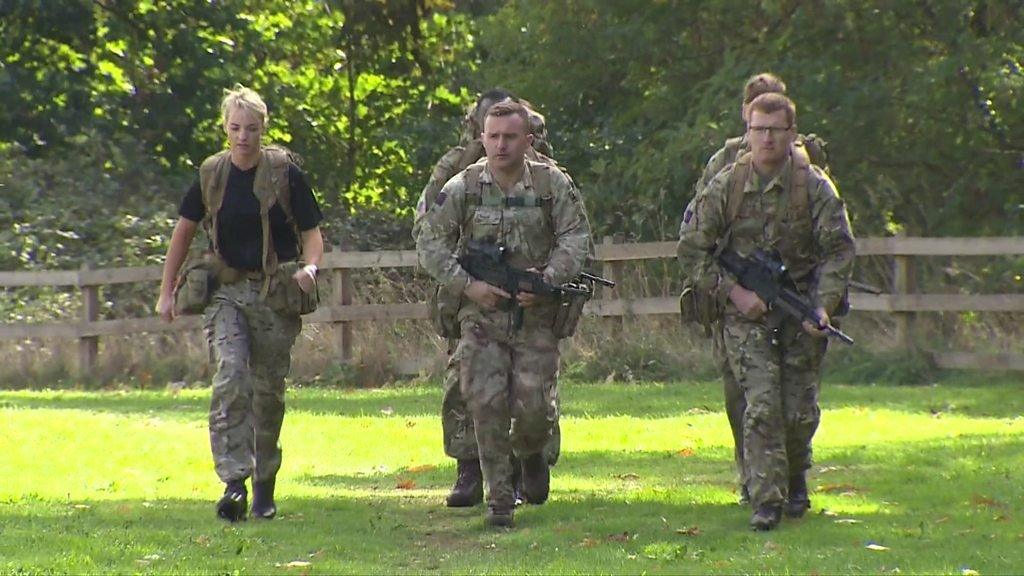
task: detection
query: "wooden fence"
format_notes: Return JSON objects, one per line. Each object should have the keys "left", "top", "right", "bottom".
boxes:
{"left": 2, "top": 236, "right": 1023, "bottom": 374}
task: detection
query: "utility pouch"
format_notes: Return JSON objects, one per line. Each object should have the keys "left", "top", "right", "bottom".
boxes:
{"left": 429, "top": 283, "right": 463, "bottom": 339}
{"left": 551, "top": 291, "right": 588, "bottom": 339}
{"left": 173, "top": 256, "right": 215, "bottom": 316}
{"left": 272, "top": 261, "right": 319, "bottom": 315}
{"left": 679, "top": 277, "right": 721, "bottom": 337}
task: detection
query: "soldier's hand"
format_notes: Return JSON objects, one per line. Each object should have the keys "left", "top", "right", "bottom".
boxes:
{"left": 802, "top": 307, "right": 830, "bottom": 338}
{"left": 156, "top": 292, "right": 175, "bottom": 323}
{"left": 517, "top": 267, "right": 547, "bottom": 308}
{"left": 517, "top": 291, "right": 540, "bottom": 308}
{"left": 729, "top": 285, "right": 767, "bottom": 320}
{"left": 464, "top": 280, "right": 510, "bottom": 309}
{"left": 292, "top": 265, "right": 317, "bottom": 294}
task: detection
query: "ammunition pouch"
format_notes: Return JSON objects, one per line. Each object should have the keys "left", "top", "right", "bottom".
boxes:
{"left": 551, "top": 290, "right": 588, "bottom": 339}
{"left": 833, "top": 287, "right": 851, "bottom": 317}
{"left": 429, "top": 283, "right": 463, "bottom": 339}
{"left": 173, "top": 253, "right": 218, "bottom": 316}
{"left": 679, "top": 276, "right": 721, "bottom": 337}
{"left": 268, "top": 261, "right": 319, "bottom": 315}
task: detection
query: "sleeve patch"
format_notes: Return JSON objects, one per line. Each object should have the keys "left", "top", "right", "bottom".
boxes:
{"left": 435, "top": 191, "right": 448, "bottom": 207}
{"left": 683, "top": 208, "right": 693, "bottom": 224}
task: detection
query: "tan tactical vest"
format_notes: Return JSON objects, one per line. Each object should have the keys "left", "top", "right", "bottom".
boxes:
{"left": 460, "top": 162, "right": 555, "bottom": 268}
{"left": 724, "top": 143, "right": 817, "bottom": 283}
{"left": 197, "top": 145, "right": 298, "bottom": 276}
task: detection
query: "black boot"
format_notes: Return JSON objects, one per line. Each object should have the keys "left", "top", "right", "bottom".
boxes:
{"left": 784, "top": 473, "right": 811, "bottom": 518}
{"left": 251, "top": 477, "right": 277, "bottom": 520}
{"left": 216, "top": 480, "right": 247, "bottom": 523}
{"left": 485, "top": 504, "right": 514, "bottom": 528}
{"left": 749, "top": 503, "right": 782, "bottom": 531}
{"left": 521, "top": 452, "right": 550, "bottom": 505}
{"left": 446, "top": 459, "right": 483, "bottom": 507}
{"left": 511, "top": 456, "right": 524, "bottom": 507}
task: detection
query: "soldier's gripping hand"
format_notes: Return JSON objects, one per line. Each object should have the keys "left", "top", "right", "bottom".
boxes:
{"left": 292, "top": 264, "right": 318, "bottom": 294}
{"left": 729, "top": 285, "right": 767, "bottom": 320}
{"left": 464, "top": 279, "right": 511, "bottom": 309}
{"left": 156, "top": 292, "right": 175, "bottom": 323}
{"left": 802, "top": 307, "right": 830, "bottom": 338}
{"left": 516, "top": 267, "right": 549, "bottom": 309}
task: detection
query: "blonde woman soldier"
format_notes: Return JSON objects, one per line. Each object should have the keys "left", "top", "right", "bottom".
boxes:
{"left": 156, "top": 84, "right": 324, "bottom": 522}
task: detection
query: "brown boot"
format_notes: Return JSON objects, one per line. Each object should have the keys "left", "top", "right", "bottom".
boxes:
{"left": 251, "top": 477, "right": 277, "bottom": 520}
{"left": 784, "top": 473, "right": 811, "bottom": 518}
{"left": 445, "top": 459, "right": 483, "bottom": 507}
{"left": 216, "top": 480, "right": 247, "bottom": 523}
{"left": 750, "top": 503, "right": 782, "bottom": 531}
{"left": 485, "top": 505, "right": 514, "bottom": 528}
{"left": 520, "top": 452, "right": 550, "bottom": 505}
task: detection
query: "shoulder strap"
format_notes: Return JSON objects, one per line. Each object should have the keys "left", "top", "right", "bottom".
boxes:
{"left": 529, "top": 161, "right": 555, "bottom": 228}
{"left": 725, "top": 152, "right": 751, "bottom": 225}
{"left": 198, "top": 150, "right": 231, "bottom": 255}
{"left": 262, "top": 146, "right": 294, "bottom": 225}
{"left": 789, "top": 143, "right": 811, "bottom": 219}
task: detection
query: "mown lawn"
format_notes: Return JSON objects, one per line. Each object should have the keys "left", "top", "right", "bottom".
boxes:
{"left": 1, "top": 377, "right": 1022, "bottom": 574}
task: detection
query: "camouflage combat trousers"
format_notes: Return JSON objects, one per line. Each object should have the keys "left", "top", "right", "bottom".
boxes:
{"left": 442, "top": 338, "right": 562, "bottom": 465}
{"left": 456, "top": 312, "right": 559, "bottom": 510}
{"left": 204, "top": 278, "right": 301, "bottom": 484}
{"left": 721, "top": 313, "right": 827, "bottom": 509}
{"left": 713, "top": 323, "right": 747, "bottom": 491}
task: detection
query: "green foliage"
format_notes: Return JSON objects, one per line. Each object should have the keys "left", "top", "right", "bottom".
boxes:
{"left": 0, "top": 0, "right": 479, "bottom": 221}
{"left": 0, "top": 136, "right": 186, "bottom": 321}
{"left": 477, "top": 0, "right": 1024, "bottom": 239}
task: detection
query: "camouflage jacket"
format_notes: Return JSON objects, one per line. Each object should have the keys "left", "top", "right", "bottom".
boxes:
{"left": 412, "top": 144, "right": 553, "bottom": 239}
{"left": 677, "top": 154, "right": 855, "bottom": 314}
{"left": 416, "top": 160, "right": 592, "bottom": 312}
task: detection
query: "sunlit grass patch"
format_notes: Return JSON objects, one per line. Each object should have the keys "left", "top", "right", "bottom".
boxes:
{"left": 1, "top": 380, "right": 1022, "bottom": 574}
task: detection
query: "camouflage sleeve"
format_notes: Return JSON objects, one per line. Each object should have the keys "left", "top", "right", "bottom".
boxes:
{"left": 412, "top": 147, "right": 464, "bottom": 239}
{"left": 415, "top": 174, "right": 472, "bottom": 294}
{"left": 677, "top": 169, "right": 734, "bottom": 297}
{"left": 809, "top": 169, "right": 856, "bottom": 313}
{"left": 694, "top": 145, "right": 731, "bottom": 196}
{"left": 543, "top": 170, "right": 592, "bottom": 285}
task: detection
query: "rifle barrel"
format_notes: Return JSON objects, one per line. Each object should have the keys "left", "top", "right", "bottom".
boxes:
{"left": 579, "top": 271, "right": 616, "bottom": 288}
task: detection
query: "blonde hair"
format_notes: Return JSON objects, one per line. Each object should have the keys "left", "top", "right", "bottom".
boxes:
{"left": 220, "top": 83, "right": 268, "bottom": 129}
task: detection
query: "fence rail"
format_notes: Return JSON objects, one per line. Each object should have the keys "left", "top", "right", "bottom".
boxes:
{"left": 2, "top": 236, "right": 1022, "bottom": 374}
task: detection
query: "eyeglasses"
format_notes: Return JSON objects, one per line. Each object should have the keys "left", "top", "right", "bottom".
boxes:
{"left": 748, "top": 125, "right": 792, "bottom": 137}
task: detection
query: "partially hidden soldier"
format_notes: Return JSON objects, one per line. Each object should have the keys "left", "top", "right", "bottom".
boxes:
{"left": 685, "top": 73, "right": 831, "bottom": 506}
{"left": 416, "top": 101, "right": 592, "bottom": 527}
{"left": 413, "top": 89, "right": 564, "bottom": 508}
{"left": 677, "top": 93, "right": 855, "bottom": 531}
{"left": 156, "top": 84, "right": 325, "bottom": 522}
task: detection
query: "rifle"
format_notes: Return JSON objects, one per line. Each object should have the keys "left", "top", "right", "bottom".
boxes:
{"left": 457, "top": 240, "right": 614, "bottom": 329}
{"left": 713, "top": 246, "right": 854, "bottom": 345}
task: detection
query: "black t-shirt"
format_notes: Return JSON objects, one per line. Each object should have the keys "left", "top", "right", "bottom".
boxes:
{"left": 179, "top": 161, "right": 324, "bottom": 271}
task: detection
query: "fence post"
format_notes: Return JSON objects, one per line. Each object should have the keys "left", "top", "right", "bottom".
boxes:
{"left": 333, "top": 245, "right": 354, "bottom": 363}
{"left": 602, "top": 235, "right": 624, "bottom": 333}
{"left": 892, "top": 233, "right": 917, "bottom": 351}
{"left": 78, "top": 262, "right": 99, "bottom": 376}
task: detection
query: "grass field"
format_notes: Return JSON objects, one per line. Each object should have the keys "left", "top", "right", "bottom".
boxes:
{"left": 1, "top": 377, "right": 1022, "bottom": 574}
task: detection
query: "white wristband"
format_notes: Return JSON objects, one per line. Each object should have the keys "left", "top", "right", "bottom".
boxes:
{"left": 302, "top": 264, "right": 318, "bottom": 282}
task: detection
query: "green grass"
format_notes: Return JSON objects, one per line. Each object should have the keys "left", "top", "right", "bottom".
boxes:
{"left": 1, "top": 379, "right": 1023, "bottom": 574}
